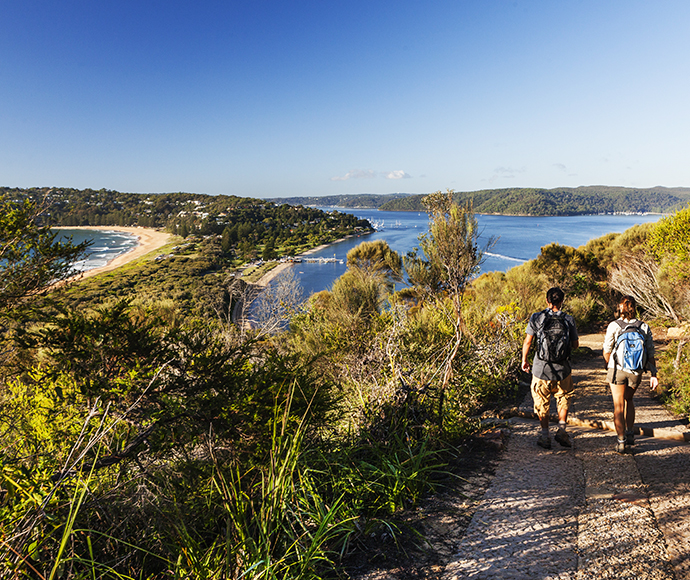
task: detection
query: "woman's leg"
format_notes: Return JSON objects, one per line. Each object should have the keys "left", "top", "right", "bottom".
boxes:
{"left": 624, "top": 386, "right": 636, "bottom": 432}
{"left": 610, "top": 383, "right": 627, "bottom": 439}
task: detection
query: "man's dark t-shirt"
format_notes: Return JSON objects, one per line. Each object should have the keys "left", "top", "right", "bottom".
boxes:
{"left": 526, "top": 309, "right": 578, "bottom": 381}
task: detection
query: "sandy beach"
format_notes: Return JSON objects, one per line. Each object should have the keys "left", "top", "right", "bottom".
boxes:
{"left": 64, "top": 226, "right": 174, "bottom": 280}
{"left": 255, "top": 262, "right": 293, "bottom": 287}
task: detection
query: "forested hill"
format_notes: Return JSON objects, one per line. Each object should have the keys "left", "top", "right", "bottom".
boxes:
{"left": 265, "top": 193, "right": 414, "bottom": 209}
{"left": 379, "top": 186, "right": 690, "bottom": 215}
{"left": 2, "top": 186, "right": 368, "bottom": 229}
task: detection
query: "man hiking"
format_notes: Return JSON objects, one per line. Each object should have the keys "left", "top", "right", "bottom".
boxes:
{"left": 521, "top": 287, "right": 579, "bottom": 449}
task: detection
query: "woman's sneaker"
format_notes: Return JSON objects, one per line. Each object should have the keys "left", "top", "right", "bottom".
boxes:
{"left": 625, "top": 432, "right": 635, "bottom": 446}
{"left": 537, "top": 435, "right": 552, "bottom": 449}
{"left": 615, "top": 440, "right": 627, "bottom": 454}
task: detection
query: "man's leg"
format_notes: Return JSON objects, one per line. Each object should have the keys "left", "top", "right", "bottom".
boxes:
{"left": 531, "top": 376, "right": 553, "bottom": 449}
{"left": 539, "top": 414, "right": 550, "bottom": 430}
{"left": 554, "top": 374, "right": 574, "bottom": 447}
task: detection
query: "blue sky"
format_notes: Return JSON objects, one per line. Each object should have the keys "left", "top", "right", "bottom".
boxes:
{"left": 2, "top": 1, "right": 690, "bottom": 197}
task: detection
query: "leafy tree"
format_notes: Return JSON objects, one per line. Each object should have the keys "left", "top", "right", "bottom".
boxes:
{"left": 27, "top": 300, "right": 169, "bottom": 399}
{"left": 238, "top": 240, "right": 257, "bottom": 261}
{"left": 21, "top": 300, "right": 330, "bottom": 461}
{"left": 221, "top": 226, "right": 236, "bottom": 253}
{"left": 346, "top": 239, "right": 403, "bottom": 285}
{"left": 330, "top": 268, "right": 390, "bottom": 323}
{"left": 262, "top": 237, "right": 278, "bottom": 261}
{"left": 0, "top": 196, "right": 90, "bottom": 315}
{"left": 647, "top": 204, "right": 690, "bottom": 281}
{"left": 404, "top": 190, "right": 496, "bottom": 425}
{"left": 531, "top": 242, "right": 605, "bottom": 295}
{"left": 410, "top": 191, "right": 495, "bottom": 307}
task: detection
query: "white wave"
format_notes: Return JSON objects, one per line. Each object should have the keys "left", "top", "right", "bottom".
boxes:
{"left": 484, "top": 251, "right": 526, "bottom": 263}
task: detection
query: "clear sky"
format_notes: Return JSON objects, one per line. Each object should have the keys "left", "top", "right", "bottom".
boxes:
{"left": 2, "top": 1, "right": 690, "bottom": 198}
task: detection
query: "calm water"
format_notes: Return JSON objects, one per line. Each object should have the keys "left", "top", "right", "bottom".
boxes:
{"left": 290, "top": 209, "right": 663, "bottom": 296}
{"left": 56, "top": 228, "right": 139, "bottom": 272}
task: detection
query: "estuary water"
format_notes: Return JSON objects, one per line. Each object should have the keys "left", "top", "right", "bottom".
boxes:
{"left": 291, "top": 209, "right": 663, "bottom": 296}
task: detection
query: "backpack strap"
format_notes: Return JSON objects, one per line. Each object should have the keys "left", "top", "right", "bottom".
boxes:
{"left": 612, "top": 319, "right": 625, "bottom": 378}
{"left": 616, "top": 319, "right": 643, "bottom": 332}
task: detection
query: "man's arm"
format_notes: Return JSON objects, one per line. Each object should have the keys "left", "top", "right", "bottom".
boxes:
{"left": 569, "top": 317, "right": 579, "bottom": 350}
{"left": 521, "top": 334, "right": 533, "bottom": 372}
{"left": 645, "top": 324, "right": 659, "bottom": 390}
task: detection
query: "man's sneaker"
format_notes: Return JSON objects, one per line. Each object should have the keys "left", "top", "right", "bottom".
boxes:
{"left": 625, "top": 432, "right": 635, "bottom": 446}
{"left": 615, "top": 440, "right": 627, "bottom": 454}
{"left": 555, "top": 428, "right": 572, "bottom": 448}
{"left": 537, "top": 435, "right": 552, "bottom": 449}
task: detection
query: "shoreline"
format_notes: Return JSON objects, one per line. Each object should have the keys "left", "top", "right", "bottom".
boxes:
{"left": 253, "top": 236, "right": 354, "bottom": 287}
{"left": 59, "top": 226, "right": 174, "bottom": 281}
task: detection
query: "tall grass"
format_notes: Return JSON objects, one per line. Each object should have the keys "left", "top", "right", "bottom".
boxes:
{"left": 192, "top": 401, "right": 355, "bottom": 580}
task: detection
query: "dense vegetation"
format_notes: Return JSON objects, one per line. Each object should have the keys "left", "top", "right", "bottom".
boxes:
{"left": 379, "top": 185, "right": 690, "bottom": 215}
{"left": 2, "top": 189, "right": 689, "bottom": 578}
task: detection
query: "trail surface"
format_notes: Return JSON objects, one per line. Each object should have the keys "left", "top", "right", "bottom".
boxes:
{"left": 361, "top": 334, "right": 690, "bottom": 579}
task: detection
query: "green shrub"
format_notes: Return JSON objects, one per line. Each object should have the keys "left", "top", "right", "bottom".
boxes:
{"left": 658, "top": 340, "right": 690, "bottom": 415}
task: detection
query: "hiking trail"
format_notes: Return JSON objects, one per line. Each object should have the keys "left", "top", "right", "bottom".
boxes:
{"left": 358, "top": 333, "right": 690, "bottom": 580}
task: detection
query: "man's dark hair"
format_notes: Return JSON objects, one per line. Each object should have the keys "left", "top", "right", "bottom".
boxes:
{"left": 546, "top": 287, "right": 565, "bottom": 306}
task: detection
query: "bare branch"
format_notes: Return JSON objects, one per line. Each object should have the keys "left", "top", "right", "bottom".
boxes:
{"left": 609, "top": 253, "right": 680, "bottom": 323}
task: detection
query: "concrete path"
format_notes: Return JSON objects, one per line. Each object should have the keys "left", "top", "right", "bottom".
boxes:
{"left": 443, "top": 334, "right": 690, "bottom": 580}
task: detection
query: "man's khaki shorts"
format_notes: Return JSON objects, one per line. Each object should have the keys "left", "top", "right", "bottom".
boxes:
{"left": 531, "top": 374, "right": 574, "bottom": 418}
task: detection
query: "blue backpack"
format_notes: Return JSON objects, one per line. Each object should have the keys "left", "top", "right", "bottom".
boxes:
{"left": 614, "top": 320, "right": 647, "bottom": 373}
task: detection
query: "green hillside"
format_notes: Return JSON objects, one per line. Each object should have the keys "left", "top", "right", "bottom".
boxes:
{"left": 379, "top": 186, "right": 690, "bottom": 215}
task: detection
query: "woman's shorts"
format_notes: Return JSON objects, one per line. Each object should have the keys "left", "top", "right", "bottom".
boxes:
{"left": 607, "top": 368, "right": 642, "bottom": 388}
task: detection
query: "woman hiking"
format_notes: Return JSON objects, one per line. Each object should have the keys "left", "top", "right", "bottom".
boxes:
{"left": 603, "top": 295, "right": 659, "bottom": 454}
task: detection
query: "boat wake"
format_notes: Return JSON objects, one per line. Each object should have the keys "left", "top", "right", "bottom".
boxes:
{"left": 484, "top": 251, "right": 526, "bottom": 263}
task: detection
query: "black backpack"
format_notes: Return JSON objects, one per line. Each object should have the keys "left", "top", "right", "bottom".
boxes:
{"left": 537, "top": 310, "right": 571, "bottom": 363}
